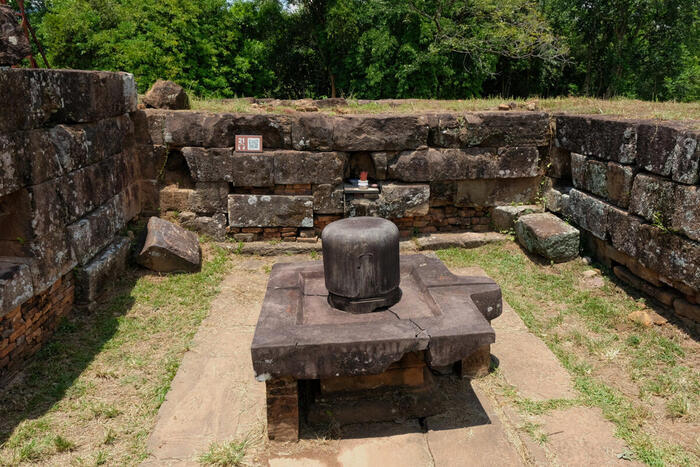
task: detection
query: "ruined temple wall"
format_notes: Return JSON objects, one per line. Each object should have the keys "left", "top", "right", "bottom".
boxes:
{"left": 0, "top": 69, "right": 156, "bottom": 380}
{"left": 547, "top": 115, "right": 700, "bottom": 325}
{"left": 136, "top": 110, "right": 550, "bottom": 240}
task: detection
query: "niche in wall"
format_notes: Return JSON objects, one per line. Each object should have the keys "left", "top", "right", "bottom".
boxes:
{"left": 161, "top": 149, "right": 195, "bottom": 189}
{"left": 0, "top": 189, "right": 33, "bottom": 257}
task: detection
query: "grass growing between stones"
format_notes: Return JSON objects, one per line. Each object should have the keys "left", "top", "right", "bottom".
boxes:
{"left": 198, "top": 439, "right": 249, "bottom": 466}
{"left": 191, "top": 96, "right": 700, "bottom": 121}
{"left": 438, "top": 242, "right": 699, "bottom": 467}
{"left": 0, "top": 244, "right": 231, "bottom": 466}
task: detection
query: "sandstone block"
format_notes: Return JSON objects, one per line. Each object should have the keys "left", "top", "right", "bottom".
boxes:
{"left": 67, "top": 199, "right": 120, "bottom": 266}
{"left": 455, "top": 177, "right": 539, "bottom": 207}
{"left": 636, "top": 224, "right": 700, "bottom": 291}
{"left": 547, "top": 146, "right": 572, "bottom": 179}
{"left": 74, "top": 236, "right": 130, "bottom": 308}
{"left": 0, "top": 261, "right": 33, "bottom": 317}
{"left": 375, "top": 183, "right": 430, "bottom": 218}
{"left": 29, "top": 179, "right": 69, "bottom": 238}
{"left": 63, "top": 159, "right": 118, "bottom": 222}
{"left": 27, "top": 230, "right": 77, "bottom": 294}
{"left": 606, "top": 206, "right": 642, "bottom": 257}
{"left": 670, "top": 129, "right": 699, "bottom": 184}
{"left": 291, "top": 113, "right": 333, "bottom": 150}
{"left": 138, "top": 217, "right": 201, "bottom": 273}
{"left": 388, "top": 147, "right": 540, "bottom": 182}
{"left": 312, "top": 184, "right": 344, "bottom": 214}
{"left": 571, "top": 153, "right": 608, "bottom": 198}
{"left": 182, "top": 147, "right": 230, "bottom": 182}
{"left": 555, "top": 115, "right": 636, "bottom": 163}
{"left": 492, "top": 205, "right": 543, "bottom": 231}
{"left": 636, "top": 122, "right": 684, "bottom": 177}
{"left": 567, "top": 189, "right": 609, "bottom": 240}
{"left": 370, "top": 152, "right": 393, "bottom": 180}
{"left": 228, "top": 195, "right": 313, "bottom": 228}
{"left": 0, "top": 134, "right": 26, "bottom": 196}
{"left": 673, "top": 299, "right": 700, "bottom": 323}
{"left": 188, "top": 182, "right": 228, "bottom": 214}
{"left": 143, "top": 80, "right": 190, "bottom": 110}
{"left": 429, "top": 112, "right": 549, "bottom": 147}
{"left": 613, "top": 266, "right": 679, "bottom": 307}
{"left": 606, "top": 162, "right": 634, "bottom": 208}
{"left": 181, "top": 213, "right": 227, "bottom": 241}
{"left": 273, "top": 151, "right": 346, "bottom": 185}
{"left": 0, "top": 69, "right": 136, "bottom": 132}
{"left": 543, "top": 184, "right": 571, "bottom": 214}
{"left": 159, "top": 185, "right": 194, "bottom": 212}
{"left": 332, "top": 115, "right": 428, "bottom": 151}
{"left": 628, "top": 173, "right": 675, "bottom": 225}
{"left": 515, "top": 213, "right": 580, "bottom": 262}
{"left": 0, "top": 5, "right": 31, "bottom": 66}
{"left": 672, "top": 184, "right": 700, "bottom": 242}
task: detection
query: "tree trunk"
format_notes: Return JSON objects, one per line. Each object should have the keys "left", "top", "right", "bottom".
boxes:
{"left": 330, "top": 72, "right": 336, "bottom": 98}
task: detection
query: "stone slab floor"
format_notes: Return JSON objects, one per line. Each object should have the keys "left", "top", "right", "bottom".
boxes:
{"left": 143, "top": 255, "right": 637, "bottom": 466}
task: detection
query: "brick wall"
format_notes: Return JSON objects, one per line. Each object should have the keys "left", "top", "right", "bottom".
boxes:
{"left": 0, "top": 272, "right": 74, "bottom": 382}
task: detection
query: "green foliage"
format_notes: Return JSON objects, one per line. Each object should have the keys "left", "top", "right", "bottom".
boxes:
{"left": 31, "top": 0, "right": 700, "bottom": 100}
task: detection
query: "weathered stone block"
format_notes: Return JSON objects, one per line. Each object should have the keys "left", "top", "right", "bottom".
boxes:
{"left": 181, "top": 213, "right": 227, "bottom": 241}
{"left": 0, "top": 5, "right": 31, "bottom": 66}
{"left": 543, "top": 184, "right": 571, "bottom": 214}
{"left": 29, "top": 179, "right": 69, "bottom": 238}
{"left": 231, "top": 152, "right": 275, "bottom": 187}
{"left": 555, "top": 115, "right": 636, "bottom": 163}
{"left": 159, "top": 185, "right": 194, "bottom": 212}
{"left": 228, "top": 195, "right": 313, "bottom": 228}
{"left": 332, "top": 115, "right": 428, "bottom": 151}
{"left": 606, "top": 162, "right": 634, "bottom": 208}
{"left": 670, "top": 129, "right": 699, "bottom": 184}
{"left": 492, "top": 205, "right": 543, "bottom": 231}
{"left": 291, "top": 113, "right": 333, "bottom": 150}
{"left": 0, "top": 69, "right": 137, "bottom": 132}
{"left": 388, "top": 147, "right": 540, "bottom": 182}
{"left": 636, "top": 122, "right": 684, "bottom": 177}
{"left": 673, "top": 299, "right": 700, "bottom": 323}
{"left": 188, "top": 182, "right": 229, "bottom": 214}
{"left": 548, "top": 146, "right": 572, "bottom": 179}
{"left": 613, "top": 265, "right": 679, "bottom": 307}
{"left": 515, "top": 213, "right": 580, "bottom": 262}
{"left": 571, "top": 153, "right": 608, "bottom": 198}
{"left": 273, "top": 151, "right": 347, "bottom": 185}
{"left": 628, "top": 174, "right": 675, "bottom": 225}
{"left": 312, "top": 184, "right": 344, "bottom": 214}
{"left": 67, "top": 198, "right": 120, "bottom": 266}
{"left": 0, "top": 134, "right": 26, "bottom": 197}
{"left": 606, "top": 206, "right": 642, "bottom": 257}
{"left": 429, "top": 112, "right": 549, "bottom": 147}
{"left": 0, "top": 261, "right": 33, "bottom": 317}
{"left": 567, "top": 189, "right": 609, "bottom": 240}
{"left": 182, "top": 147, "right": 231, "bottom": 182}
{"left": 138, "top": 217, "right": 201, "bottom": 273}
{"left": 62, "top": 159, "right": 118, "bottom": 222}
{"left": 636, "top": 224, "right": 700, "bottom": 291}
{"left": 455, "top": 177, "right": 540, "bottom": 207}
{"left": 143, "top": 80, "right": 190, "bottom": 110}
{"left": 375, "top": 183, "right": 430, "bottom": 218}
{"left": 672, "top": 184, "right": 700, "bottom": 242}
{"left": 74, "top": 236, "right": 130, "bottom": 308}
{"left": 28, "top": 229, "right": 77, "bottom": 294}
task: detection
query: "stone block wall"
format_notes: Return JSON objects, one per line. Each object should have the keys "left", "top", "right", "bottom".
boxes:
{"left": 0, "top": 69, "right": 156, "bottom": 381}
{"left": 138, "top": 110, "right": 549, "bottom": 240}
{"left": 548, "top": 115, "right": 700, "bottom": 325}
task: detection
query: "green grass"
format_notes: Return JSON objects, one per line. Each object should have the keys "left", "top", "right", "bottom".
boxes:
{"left": 0, "top": 243, "right": 231, "bottom": 466}
{"left": 190, "top": 96, "right": 700, "bottom": 122}
{"left": 198, "top": 439, "right": 248, "bottom": 466}
{"left": 438, "top": 243, "right": 699, "bottom": 466}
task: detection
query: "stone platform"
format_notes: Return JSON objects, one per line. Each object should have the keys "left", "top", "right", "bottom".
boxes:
{"left": 251, "top": 254, "right": 502, "bottom": 440}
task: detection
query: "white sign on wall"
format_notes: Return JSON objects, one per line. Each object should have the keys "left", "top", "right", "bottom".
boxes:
{"left": 235, "top": 135, "right": 263, "bottom": 152}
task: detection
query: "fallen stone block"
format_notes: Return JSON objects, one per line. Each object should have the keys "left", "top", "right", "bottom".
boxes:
{"left": 515, "top": 213, "right": 580, "bottom": 262}
{"left": 0, "top": 260, "right": 33, "bottom": 317}
{"left": 228, "top": 194, "right": 313, "bottom": 228}
{"left": 492, "top": 205, "right": 543, "bottom": 231}
{"left": 137, "top": 217, "right": 201, "bottom": 273}
{"left": 74, "top": 237, "right": 130, "bottom": 309}
{"left": 143, "top": 80, "right": 190, "bottom": 110}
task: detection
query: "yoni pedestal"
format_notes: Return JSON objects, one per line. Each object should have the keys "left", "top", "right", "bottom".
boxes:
{"left": 251, "top": 254, "right": 502, "bottom": 441}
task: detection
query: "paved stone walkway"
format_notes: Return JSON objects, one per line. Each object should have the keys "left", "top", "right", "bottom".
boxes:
{"left": 143, "top": 257, "right": 638, "bottom": 466}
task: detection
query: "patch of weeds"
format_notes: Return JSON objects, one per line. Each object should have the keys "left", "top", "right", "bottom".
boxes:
{"left": 198, "top": 439, "right": 248, "bottom": 466}
{"left": 519, "top": 421, "right": 549, "bottom": 445}
{"left": 94, "top": 450, "right": 109, "bottom": 465}
{"left": 263, "top": 264, "right": 272, "bottom": 274}
{"left": 666, "top": 395, "right": 692, "bottom": 420}
{"left": 310, "top": 250, "right": 319, "bottom": 260}
{"left": 53, "top": 435, "right": 76, "bottom": 452}
{"left": 89, "top": 402, "right": 121, "bottom": 419}
{"left": 103, "top": 428, "right": 117, "bottom": 446}
{"left": 234, "top": 241, "right": 244, "bottom": 254}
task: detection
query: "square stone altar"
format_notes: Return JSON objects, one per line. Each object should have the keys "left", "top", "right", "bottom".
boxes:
{"left": 251, "top": 254, "right": 503, "bottom": 441}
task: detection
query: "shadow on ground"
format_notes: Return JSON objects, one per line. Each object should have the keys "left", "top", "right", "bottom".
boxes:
{"left": 0, "top": 270, "right": 141, "bottom": 445}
